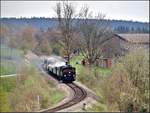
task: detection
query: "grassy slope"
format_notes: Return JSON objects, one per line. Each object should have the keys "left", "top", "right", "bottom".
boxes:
{"left": 0, "top": 60, "right": 16, "bottom": 75}
{"left": 0, "top": 45, "right": 65, "bottom": 111}
{"left": 0, "top": 62, "right": 65, "bottom": 112}
{"left": 0, "top": 77, "right": 17, "bottom": 92}
{"left": 70, "top": 55, "right": 112, "bottom": 111}
{"left": 0, "top": 45, "right": 23, "bottom": 75}
{"left": 1, "top": 45, "right": 23, "bottom": 58}
{"left": 70, "top": 55, "right": 111, "bottom": 76}
{"left": 70, "top": 55, "right": 84, "bottom": 74}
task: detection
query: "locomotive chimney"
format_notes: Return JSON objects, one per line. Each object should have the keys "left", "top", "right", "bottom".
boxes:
{"left": 66, "top": 61, "right": 68, "bottom": 65}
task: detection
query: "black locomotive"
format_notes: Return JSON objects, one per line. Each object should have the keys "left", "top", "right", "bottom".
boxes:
{"left": 43, "top": 56, "right": 76, "bottom": 82}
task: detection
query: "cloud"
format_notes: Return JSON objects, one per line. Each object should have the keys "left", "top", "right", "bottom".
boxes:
{"left": 1, "top": 1, "right": 149, "bottom": 22}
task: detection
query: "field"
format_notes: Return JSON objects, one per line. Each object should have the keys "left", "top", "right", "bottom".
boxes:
{"left": 1, "top": 45, "right": 23, "bottom": 58}
{"left": 0, "top": 45, "right": 24, "bottom": 75}
{"left": 0, "top": 64, "right": 65, "bottom": 112}
{"left": 1, "top": 60, "right": 17, "bottom": 75}
{"left": 0, "top": 45, "right": 65, "bottom": 112}
{"left": 70, "top": 54, "right": 111, "bottom": 76}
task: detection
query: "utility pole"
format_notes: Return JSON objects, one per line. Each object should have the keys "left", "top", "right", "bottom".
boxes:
{"left": 37, "top": 95, "right": 40, "bottom": 110}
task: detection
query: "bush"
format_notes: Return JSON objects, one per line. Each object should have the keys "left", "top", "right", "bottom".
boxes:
{"left": 78, "top": 67, "right": 99, "bottom": 89}
{"left": 77, "top": 66, "right": 108, "bottom": 111}
{"left": 83, "top": 47, "right": 149, "bottom": 112}
{"left": 105, "top": 47, "right": 149, "bottom": 112}
{"left": 52, "top": 47, "right": 60, "bottom": 55}
{"left": 7, "top": 65, "right": 64, "bottom": 112}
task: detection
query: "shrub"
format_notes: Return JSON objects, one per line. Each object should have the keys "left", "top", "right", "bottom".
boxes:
{"left": 52, "top": 47, "right": 60, "bottom": 55}
{"left": 105, "top": 47, "right": 149, "bottom": 112}
{"left": 9, "top": 65, "right": 64, "bottom": 112}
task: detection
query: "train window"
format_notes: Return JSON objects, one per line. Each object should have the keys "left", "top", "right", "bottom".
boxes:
{"left": 56, "top": 68, "right": 58, "bottom": 75}
{"left": 53, "top": 68, "right": 55, "bottom": 73}
{"left": 60, "top": 68, "right": 62, "bottom": 76}
{"left": 53, "top": 68, "right": 55, "bottom": 74}
{"left": 55, "top": 67, "right": 57, "bottom": 75}
{"left": 57, "top": 68, "right": 60, "bottom": 75}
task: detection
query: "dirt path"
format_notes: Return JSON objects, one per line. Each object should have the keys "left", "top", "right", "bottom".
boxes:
{"left": 0, "top": 74, "right": 17, "bottom": 77}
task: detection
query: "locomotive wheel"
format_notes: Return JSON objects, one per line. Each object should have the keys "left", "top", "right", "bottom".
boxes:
{"left": 59, "top": 80, "right": 63, "bottom": 83}
{"left": 58, "top": 76, "right": 63, "bottom": 83}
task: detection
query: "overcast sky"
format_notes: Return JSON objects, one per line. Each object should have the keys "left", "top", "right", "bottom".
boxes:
{"left": 1, "top": 1, "right": 149, "bottom": 22}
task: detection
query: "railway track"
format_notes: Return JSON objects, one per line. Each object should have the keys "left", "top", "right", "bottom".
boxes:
{"left": 26, "top": 54, "right": 87, "bottom": 112}
{"left": 41, "top": 82, "right": 87, "bottom": 112}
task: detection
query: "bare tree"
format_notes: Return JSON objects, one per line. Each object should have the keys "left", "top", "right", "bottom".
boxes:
{"left": 78, "top": 6, "right": 113, "bottom": 66}
{"left": 0, "top": 24, "right": 10, "bottom": 44}
{"left": 54, "top": 1, "right": 75, "bottom": 64}
{"left": 106, "top": 47, "right": 149, "bottom": 112}
{"left": 20, "top": 26, "right": 37, "bottom": 53}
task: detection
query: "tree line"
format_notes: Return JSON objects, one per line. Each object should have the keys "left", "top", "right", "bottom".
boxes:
{"left": 114, "top": 25, "right": 149, "bottom": 33}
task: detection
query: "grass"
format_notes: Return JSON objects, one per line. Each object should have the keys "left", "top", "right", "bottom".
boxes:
{"left": 70, "top": 54, "right": 112, "bottom": 76}
{"left": 50, "top": 92, "right": 64, "bottom": 105}
{"left": 70, "top": 55, "right": 84, "bottom": 74}
{"left": 76, "top": 67, "right": 108, "bottom": 111}
{"left": 0, "top": 77, "right": 17, "bottom": 112}
{"left": 0, "top": 76, "right": 17, "bottom": 92}
{"left": 46, "top": 81, "right": 65, "bottom": 106}
{"left": 0, "top": 87, "right": 10, "bottom": 112}
{"left": 92, "top": 66, "right": 112, "bottom": 76}
{"left": 0, "top": 64, "right": 65, "bottom": 112}
{"left": 0, "top": 60, "right": 17, "bottom": 75}
{"left": 0, "top": 45, "right": 24, "bottom": 111}
{"left": 0, "top": 45, "right": 23, "bottom": 58}
{"left": 88, "top": 103, "right": 107, "bottom": 112}
{"left": 0, "top": 45, "right": 24, "bottom": 75}
{"left": 70, "top": 54, "right": 112, "bottom": 111}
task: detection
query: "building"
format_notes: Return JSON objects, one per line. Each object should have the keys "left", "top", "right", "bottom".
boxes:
{"left": 118, "top": 33, "right": 149, "bottom": 52}
{"left": 97, "top": 33, "right": 149, "bottom": 68}
{"left": 102, "top": 33, "right": 149, "bottom": 57}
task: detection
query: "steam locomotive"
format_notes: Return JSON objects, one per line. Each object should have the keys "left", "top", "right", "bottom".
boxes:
{"left": 43, "top": 55, "right": 76, "bottom": 82}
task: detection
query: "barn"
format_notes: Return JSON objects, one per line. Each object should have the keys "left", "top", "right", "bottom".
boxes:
{"left": 96, "top": 33, "right": 149, "bottom": 68}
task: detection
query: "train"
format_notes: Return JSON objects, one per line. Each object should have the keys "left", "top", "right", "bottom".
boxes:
{"left": 42, "top": 55, "right": 76, "bottom": 82}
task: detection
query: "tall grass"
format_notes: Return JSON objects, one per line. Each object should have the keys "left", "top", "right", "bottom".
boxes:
{"left": 0, "top": 87, "right": 10, "bottom": 112}
{"left": 0, "top": 45, "right": 24, "bottom": 75}
{"left": 77, "top": 67, "right": 109, "bottom": 111}
{"left": 70, "top": 54, "right": 111, "bottom": 76}
{"left": 87, "top": 48, "right": 149, "bottom": 112}
{"left": 0, "top": 44, "right": 23, "bottom": 58}
{"left": 0, "top": 65, "right": 65, "bottom": 112}
{"left": 0, "top": 60, "right": 17, "bottom": 75}
{"left": 70, "top": 55, "right": 112, "bottom": 111}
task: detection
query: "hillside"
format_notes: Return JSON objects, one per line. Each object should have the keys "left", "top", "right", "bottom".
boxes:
{"left": 0, "top": 18, "right": 149, "bottom": 33}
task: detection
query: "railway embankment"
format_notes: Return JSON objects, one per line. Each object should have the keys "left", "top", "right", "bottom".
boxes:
{"left": 57, "top": 82, "right": 99, "bottom": 112}
{"left": 0, "top": 51, "right": 65, "bottom": 112}
{"left": 25, "top": 51, "right": 99, "bottom": 112}
{"left": 25, "top": 51, "right": 73, "bottom": 112}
